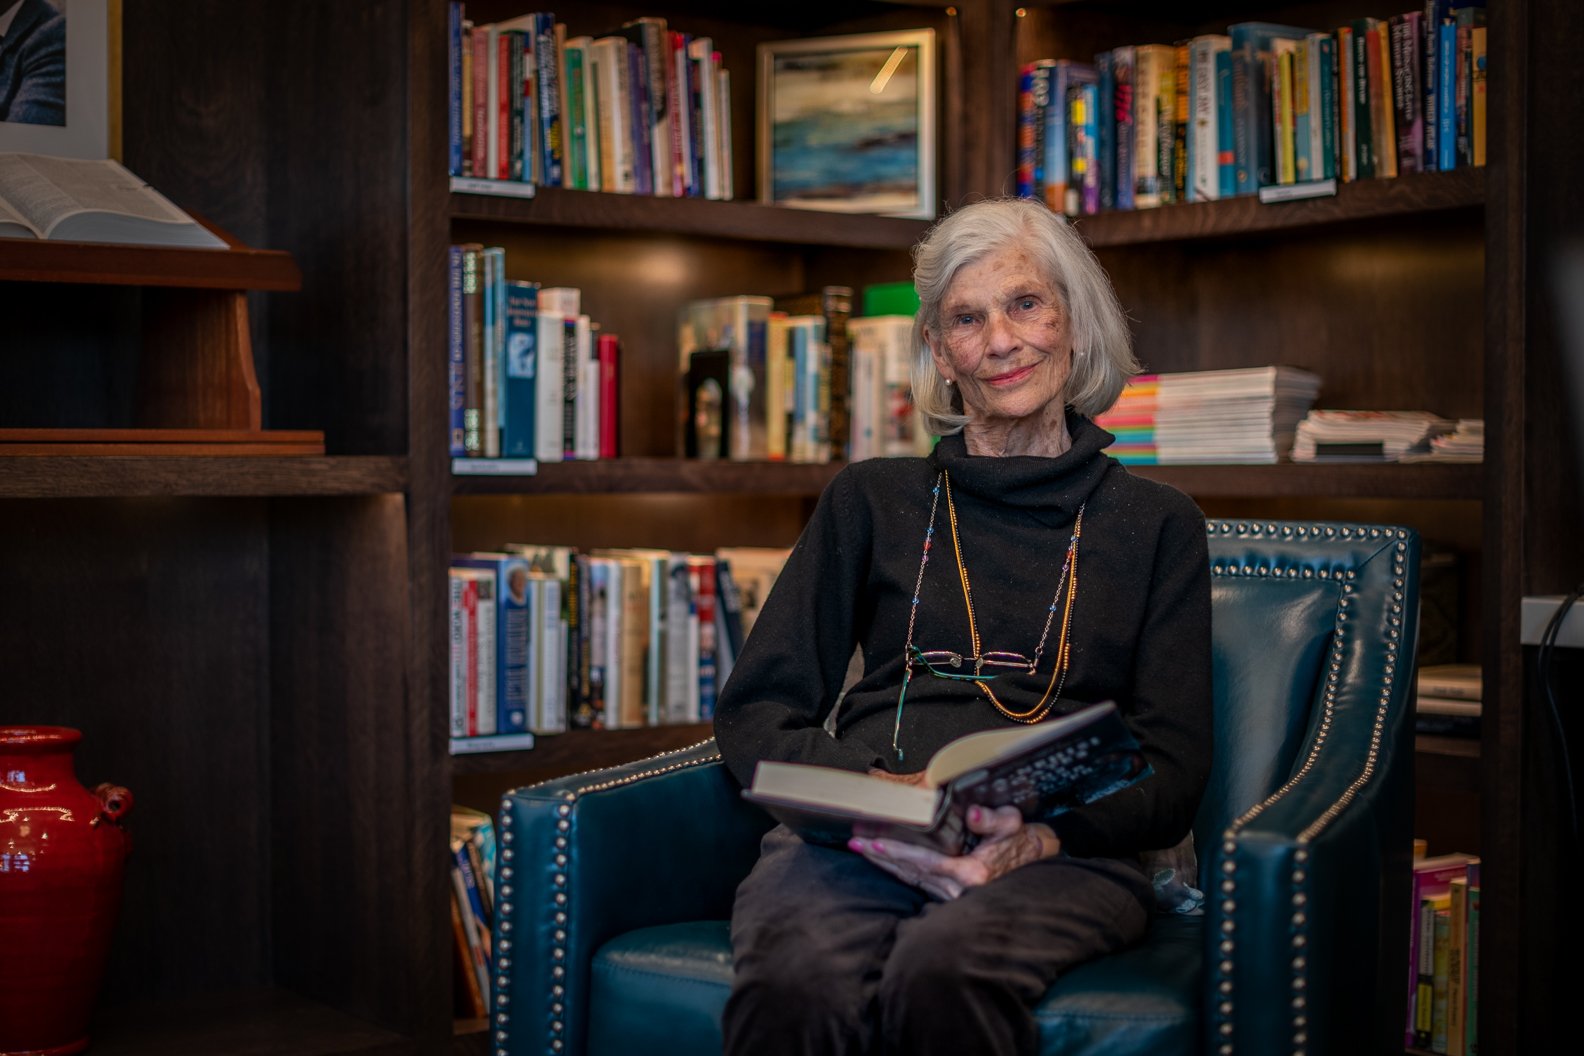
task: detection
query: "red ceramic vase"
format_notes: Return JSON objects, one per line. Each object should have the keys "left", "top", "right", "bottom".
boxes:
{"left": 0, "top": 727, "right": 133, "bottom": 1056}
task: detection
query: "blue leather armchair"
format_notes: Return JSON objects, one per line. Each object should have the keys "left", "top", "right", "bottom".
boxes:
{"left": 493, "top": 520, "right": 1420, "bottom": 1056}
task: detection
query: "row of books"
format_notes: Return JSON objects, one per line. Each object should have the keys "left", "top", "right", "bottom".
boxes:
{"left": 1020, "top": 5, "right": 1488, "bottom": 214}
{"left": 1291, "top": 411, "right": 1483, "bottom": 462}
{"left": 1093, "top": 367, "right": 1322, "bottom": 464}
{"left": 449, "top": 806, "right": 497, "bottom": 1018}
{"left": 1411, "top": 848, "right": 1480, "bottom": 1054}
{"left": 448, "top": 545, "right": 791, "bottom": 753}
{"left": 678, "top": 285, "right": 933, "bottom": 464}
{"left": 447, "top": 246, "right": 618, "bottom": 464}
{"left": 1417, "top": 663, "right": 1480, "bottom": 738}
{"left": 446, "top": 5, "right": 733, "bottom": 199}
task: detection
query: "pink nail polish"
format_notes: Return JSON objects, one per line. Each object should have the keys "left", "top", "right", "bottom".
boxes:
{"left": 873, "top": 840, "right": 885, "bottom": 852}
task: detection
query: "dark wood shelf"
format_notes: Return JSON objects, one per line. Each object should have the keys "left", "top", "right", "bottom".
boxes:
{"left": 0, "top": 455, "right": 408, "bottom": 497}
{"left": 452, "top": 458, "right": 846, "bottom": 495}
{"left": 1417, "top": 734, "right": 1482, "bottom": 759}
{"left": 85, "top": 986, "right": 409, "bottom": 1056}
{"left": 449, "top": 185, "right": 932, "bottom": 250}
{"left": 1074, "top": 167, "right": 1485, "bottom": 248}
{"left": 1127, "top": 462, "right": 1481, "bottom": 500}
{"left": 0, "top": 428, "right": 325, "bottom": 456}
{"left": 0, "top": 217, "right": 303, "bottom": 290}
{"left": 450, "top": 723, "right": 715, "bottom": 776}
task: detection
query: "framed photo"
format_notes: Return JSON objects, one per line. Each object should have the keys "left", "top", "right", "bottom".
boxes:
{"left": 758, "top": 29, "right": 935, "bottom": 220}
{"left": 0, "top": 0, "right": 120, "bottom": 159}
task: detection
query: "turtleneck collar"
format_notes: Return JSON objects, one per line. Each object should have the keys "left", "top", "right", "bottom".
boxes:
{"left": 926, "top": 408, "right": 1115, "bottom": 512}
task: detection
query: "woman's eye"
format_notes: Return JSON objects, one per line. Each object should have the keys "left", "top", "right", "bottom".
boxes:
{"left": 957, "top": 315, "right": 975, "bottom": 326}
{"left": 1017, "top": 299, "right": 1036, "bottom": 311}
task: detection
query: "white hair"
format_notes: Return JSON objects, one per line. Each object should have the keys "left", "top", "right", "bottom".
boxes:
{"left": 909, "top": 197, "right": 1137, "bottom": 436}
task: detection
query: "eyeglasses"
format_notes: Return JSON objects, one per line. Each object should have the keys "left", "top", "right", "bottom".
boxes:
{"left": 905, "top": 645, "right": 1037, "bottom": 680}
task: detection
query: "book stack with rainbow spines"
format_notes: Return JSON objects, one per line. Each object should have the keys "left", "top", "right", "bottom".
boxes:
{"left": 447, "top": 245, "right": 620, "bottom": 470}
{"left": 1409, "top": 848, "right": 1480, "bottom": 1055}
{"left": 448, "top": 545, "right": 791, "bottom": 754}
{"left": 1093, "top": 375, "right": 1159, "bottom": 464}
{"left": 447, "top": 5, "right": 733, "bottom": 199}
{"left": 1017, "top": 4, "right": 1488, "bottom": 213}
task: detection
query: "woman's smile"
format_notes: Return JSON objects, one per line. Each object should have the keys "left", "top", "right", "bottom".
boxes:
{"left": 984, "top": 362, "right": 1039, "bottom": 388}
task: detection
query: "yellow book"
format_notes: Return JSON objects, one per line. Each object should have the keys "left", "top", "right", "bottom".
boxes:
{"left": 1274, "top": 45, "right": 1297, "bottom": 184}
{"left": 766, "top": 313, "right": 789, "bottom": 460}
{"left": 1448, "top": 878, "right": 1468, "bottom": 1056}
{"left": 1375, "top": 26, "right": 1398, "bottom": 177}
{"left": 1432, "top": 898, "right": 1452, "bottom": 1052}
{"left": 1471, "top": 27, "right": 1488, "bottom": 167}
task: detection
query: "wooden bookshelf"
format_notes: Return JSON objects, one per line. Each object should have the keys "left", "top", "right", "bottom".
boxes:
{"left": 450, "top": 723, "right": 715, "bottom": 777}
{"left": 1128, "top": 463, "right": 1481, "bottom": 500}
{"left": 451, "top": 184, "right": 932, "bottom": 250}
{"left": 0, "top": 219, "right": 303, "bottom": 290}
{"left": 1073, "top": 167, "right": 1485, "bottom": 248}
{"left": 0, "top": 455, "right": 407, "bottom": 497}
{"left": 84, "top": 986, "right": 408, "bottom": 1056}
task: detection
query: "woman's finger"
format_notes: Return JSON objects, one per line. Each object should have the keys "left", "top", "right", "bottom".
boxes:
{"left": 965, "top": 804, "right": 1025, "bottom": 840}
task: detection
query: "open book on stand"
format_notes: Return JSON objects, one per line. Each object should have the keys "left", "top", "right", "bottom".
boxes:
{"left": 743, "top": 702, "right": 1150, "bottom": 854}
{"left": 0, "top": 154, "right": 226, "bottom": 248}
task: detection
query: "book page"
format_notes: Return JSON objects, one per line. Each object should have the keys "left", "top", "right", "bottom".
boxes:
{"left": 924, "top": 701, "right": 1113, "bottom": 787}
{"left": 750, "top": 763, "right": 939, "bottom": 826}
{"left": 0, "top": 154, "right": 193, "bottom": 238}
{"left": 0, "top": 193, "right": 39, "bottom": 238}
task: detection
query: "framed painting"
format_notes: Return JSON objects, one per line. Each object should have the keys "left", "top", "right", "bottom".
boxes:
{"left": 757, "top": 29, "right": 936, "bottom": 220}
{"left": 0, "top": 0, "right": 120, "bottom": 159}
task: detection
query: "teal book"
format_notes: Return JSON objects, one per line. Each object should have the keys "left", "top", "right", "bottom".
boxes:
{"left": 1317, "top": 35, "right": 1338, "bottom": 178}
{"left": 502, "top": 281, "right": 539, "bottom": 458}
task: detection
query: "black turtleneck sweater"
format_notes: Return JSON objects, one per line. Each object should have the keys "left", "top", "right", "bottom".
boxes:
{"left": 713, "top": 412, "right": 1213, "bottom": 860}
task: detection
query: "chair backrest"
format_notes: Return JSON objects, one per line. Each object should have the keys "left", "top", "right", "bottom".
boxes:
{"left": 1193, "top": 519, "right": 1418, "bottom": 886}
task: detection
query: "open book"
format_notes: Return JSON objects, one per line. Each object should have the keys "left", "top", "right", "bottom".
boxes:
{"left": 0, "top": 154, "right": 227, "bottom": 248}
{"left": 743, "top": 702, "right": 1150, "bottom": 854}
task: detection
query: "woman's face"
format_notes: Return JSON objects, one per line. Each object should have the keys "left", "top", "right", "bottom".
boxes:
{"left": 926, "top": 241, "right": 1073, "bottom": 426}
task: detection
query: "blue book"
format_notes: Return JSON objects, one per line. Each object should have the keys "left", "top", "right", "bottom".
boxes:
{"left": 1438, "top": 22, "right": 1456, "bottom": 171}
{"left": 1215, "top": 50, "right": 1236, "bottom": 196}
{"left": 1096, "top": 51, "right": 1115, "bottom": 209}
{"left": 489, "top": 248, "right": 508, "bottom": 449}
{"left": 534, "top": 14, "right": 563, "bottom": 186}
{"left": 1317, "top": 36, "right": 1338, "bottom": 180}
{"left": 1017, "top": 65, "right": 1036, "bottom": 198}
{"left": 1113, "top": 47, "right": 1135, "bottom": 210}
{"left": 1046, "top": 62, "right": 1096, "bottom": 213}
{"left": 454, "top": 553, "right": 532, "bottom": 733}
{"left": 448, "top": 246, "right": 466, "bottom": 457}
{"left": 1423, "top": 1, "right": 1450, "bottom": 172}
{"left": 447, "top": 3, "right": 463, "bottom": 175}
{"left": 628, "top": 41, "right": 653, "bottom": 196}
{"left": 503, "top": 281, "right": 538, "bottom": 458}
{"left": 1229, "top": 23, "right": 1311, "bottom": 195}
{"left": 452, "top": 841, "right": 492, "bottom": 952}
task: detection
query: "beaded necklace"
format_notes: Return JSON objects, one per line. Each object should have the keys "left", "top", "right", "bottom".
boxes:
{"left": 892, "top": 469, "right": 1084, "bottom": 758}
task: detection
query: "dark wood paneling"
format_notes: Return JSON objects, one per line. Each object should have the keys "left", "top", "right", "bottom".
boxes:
{"left": 86, "top": 986, "right": 410, "bottom": 1056}
{"left": 1100, "top": 221, "right": 1486, "bottom": 419}
{"left": 450, "top": 493, "right": 812, "bottom": 554}
{"left": 450, "top": 221, "right": 807, "bottom": 456}
{"left": 0, "top": 498, "right": 271, "bottom": 1003}
{"left": 958, "top": 0, "right": 1020, "bottom": 200}
{"left": 0, "top": 456, "right": 407, "bottom": 498}
{"left": 1415, "top": 740, "right": 1481, "bottom": 860}
{"left": 0, "top": 282, "right": 141, "bottom": 430}
{"left": 270, "top": 496, "right": 434, "bottom": 1038}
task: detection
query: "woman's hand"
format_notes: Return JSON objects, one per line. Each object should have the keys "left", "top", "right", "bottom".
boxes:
{"left": 848, "top": 805, "right": 1061, "bottom": 901}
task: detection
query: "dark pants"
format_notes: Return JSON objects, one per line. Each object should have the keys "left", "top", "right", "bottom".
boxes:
{"left": 722, "top": 826, "right": 1154, "bottom": 1056}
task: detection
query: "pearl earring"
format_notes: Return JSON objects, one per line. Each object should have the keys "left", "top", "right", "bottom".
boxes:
{"left": 944, "top": 378, "right": 953, "bottom": 386}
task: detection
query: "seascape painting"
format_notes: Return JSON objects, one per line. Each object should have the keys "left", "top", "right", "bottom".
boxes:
{"left": 760, "top": 31, "right": 934, "bottom": 219}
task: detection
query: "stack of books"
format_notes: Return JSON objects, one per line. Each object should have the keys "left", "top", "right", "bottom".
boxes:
{"left": 449, "top": 806, "right": 497, "bottom": 1019}
{"left": 1415, "top": 663, "right": 1480, "bottom": 738}
{"left": 1409, "top": 850, "right": 1480, "bottom": 1055}
{"left": 447, "top": 246, "right": 619, "bottom": 469}
{"left": 1096, "top": 366, "right": 1321, "bottom": 464}
{"left": 1403, "top": 419, "right": 1484, "bottom": 462}
{"left": 447, "top": 5, "right": 733, "bottom": 200}
{"left": 448, "top": 545, "right": 790, "bottom": 754}
{"left": 849, "top": 314, "right": 933, "bottom": 462}
{"left": 1019, "top": 5, "right": 1488, "bottom": 213}
{"left": 1291, "top": 409, "right": 1456, "bottom": 461}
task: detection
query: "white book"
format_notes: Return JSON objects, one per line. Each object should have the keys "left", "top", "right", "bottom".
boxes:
{"left": 575, "top": 316, "right": 599, "bottom": 460}
{"left": 592, "top": 37, "right": 636, "bottom": 193}
{"left": 0, "top": 154, "right": 227, "bottom": 247}
{"left": 717, "top": 68, "right": 733, "bottom": 200}
{"left": 849, "top": 342, "right": 878, "bottom": 461}
{"left": 481, "top": 249, "right": 502, "bottom": 457}
{"left": 664, "top": 554, "right": 694, "bottom": 724}
{"left": 690, "top": 38, "right": 721, "bottom": 199}
{"left": 538, "top": 286, "right": 581, "bottom": 315}
{"left": 685, "top": 588, "right": 701, "bottom": 722}
{"left": 475, "top": 572, "right": 497, "bottom": 735}
{"left": 1306, "top": 34, "right": 1326, "bottom": 181}
{"left": 1189, "top": 36, "right": 1230, "bottom": 202}
{"left": 604, "top": 560, "right": 625, "bottom": 728}
{"left": 448, "top": 572, "right": 470, "bottom": 737}
{"left": 523, "top": 577, "right": 541, "bottom": 732}
{"left": 537, "top": 577, "right": 566, "bottom": 733}
{"left": 485, "top": 25, "right": 500, "bottom": 181}
{"left": 534, "top": 313, "right": 565, "bottom": 463}
{"left": 673, "top": 43, "right": 694, "bottom": 195}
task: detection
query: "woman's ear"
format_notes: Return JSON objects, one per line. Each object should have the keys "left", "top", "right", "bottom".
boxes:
{"left": 926, "top": 328, "right": 955, "bottom": 385}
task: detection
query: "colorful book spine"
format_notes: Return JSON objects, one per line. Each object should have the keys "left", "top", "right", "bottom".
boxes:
{"left": 502, "top": 281, "right": 538, "bottom": 458}
{"left": 1293, "top": 40, "right": 1313, "bottom": 182}
{"left": 1215, "top": 48, "right": 1235, "bottom": 195}
{"left": 1316, "top": 35, "right": 1338, "bottom": 179}
{"left": 1437, "top": 20, "right": 1456, "bottom": 171}
{"left": 471, "top": 25, "right": 488, "bottom": 179}
{"left": 1073, "top": 82, "right": 1099, "bottom": 214}
{"left": 1372, "top": 21, "right": 1398, "bottom": 177}
{"left": 1466, "top": 863, "right": 1480, "bottom": 1055}
{"left": 1096, "top": 51, "right": 1116, "bottom": 209}
{"left": 454, "top": 554, "right": 530, "bottom": 734}
{"left": 448, "top": 246, "right": 465, "bottom": 457}
{"left": 1272, "top": 41, "right": 1296, "bottom": 185}
{"left": 1432, "top": 903, "right": 1451, "bottom": 1052}
{"left": 1471, "top": 25, "right": 1486, "bottom": 167}
{"left": 598, "top": 333, "right": 619, "bottom": 458}
{"left": 480, "top": 248, "right": 501, "bottom": 458}
{"left": 1351, "top": 22, "right": 1377, "bottom": 178}
{"left": 1448, "top": 877, "right": 1468, "bottom": 1056}
{"left": 1017, "top": 64, "right": 1037, "bottom": 198}
{"left": 1044, "top": 62, "right": 1095, "bottom": 214}
{"left": 1172, "top": 44, "right": 1189, "bottom": 203}
{"left": 1132, "top": 44, "right": 1171, "bottom": 207}
{"left": 1392, "top": 13, "right": 1425, "bottom": 174}
{"left": 448, "top": 3, "right": 463, "bottom": 175}
{"left": 689, "top": 557, "right": 717, "bottom": 719}
{"left": 1188, "top": 36, "right": 1228, "bottom": 201}
{"left": 461, "top": 244, "right": 483, "bottom": 455}
{"left": 535, "top": 14, "right": 563, "bottom": 186}
{"left": 1030, "top": 62, "right": 1051, "bottom": 204}
{"left": 1113, "top": 47, "right": 1135, "bottom": 209}
{"left": 1454, "top": 8, "right": 1485, "bottom": 168}
{"left": 564, "top": 39, "right": 590, "bottom": 188}
{"left": 1337, "top": 26, "right": 1356, "bottom": 179}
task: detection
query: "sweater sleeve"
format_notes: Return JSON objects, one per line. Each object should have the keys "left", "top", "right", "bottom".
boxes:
{"left": 1046, "top": 501, "right": 1213, "bottom": 858}
{"left": 713, "top": 470, "right": 890, "bottom": 787}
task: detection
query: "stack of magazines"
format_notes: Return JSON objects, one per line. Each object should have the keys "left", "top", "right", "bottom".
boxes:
{"left": 1097, "top": 366, "right": 1321, "bottom": 464}
{"left": 1402, "top": 419, "right": 1484, "bottom": 463}
{"left": 1291, "top": 410, "right": 1456, "bottom": 462}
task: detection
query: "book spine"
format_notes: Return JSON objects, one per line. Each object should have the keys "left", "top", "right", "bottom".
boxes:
{"left": 1113, "top": 48, "right": 1135, "bottom": 209}
{"left": 451, "top": 867, "right": 491, "bottom": 1004}
{"left": 620, "top": 563, "right": 647, "bottom": 728}
{"left": 1096, "top": 53, "right": 1115, "bottom": 210}
{"left": 1188, "top": 40, "right": 1212, "bottom": 201}
{"left": 1432, "top": 907, "right": 1451, "bottom": 1052}
{"left": 598, "top": 333, "right": 619, "bottom": 458}
{"left": 716, "top": 560, "right": 745, "bottom": 671}
{"left": 574, "top": 316, "right": 597, "bottom": 459}
{"left": 1438, "top": 21, "right": 1456, "bottom": 171}
{"left": 564, "top": 44, "right": 587, "bottom": 188}
{"left": 1416, "top": 896, "right": 1436, "bottom": 1048}
{"left": 1374, "top": 24, "right": 1399, "bottom": 177}
{"left": 461, "top": 247, "right": 482, "bottom": 455}
{"left": 448, "top": 246, "right": 465, "bottom": 456}
{"left": 717, "top": 66, "right": 733, "bottom": 200}
{"left": 511, "top": 33, "right": 527, "bottom": 181}
{"left": 1337, "top": 28, "right": 1355, "bottom": 180}
{"left": 1017, "top": 65, "right": 1036, "bottom": 198}
{"left": 497, "top": 31, "right": 512, "bottom": 179}
{"left": 1080, "top": 83, "right": 1100, "bottom": 214}
{"left": 534, "top": 313, "right": 563, "bottom": 463}
{"left": 1471, "top": 26, "right": 1486, "bottom": 167}
{"left": 544, "top": 578, "right": 567, "bottom": 732}
{"left": 633, "top": 19, "right": 672, "bottom": 198}
{"left": 628, "top": 42, "right": 653, "bottom": 195}
{"left": 472, "top": 27, "right": 488, "bottom": 179}
{"left": 523, "top": 31, "right": 541, "bottom": 184}
{"left": 1230, "top": 38, "right": 1255, "bottom": 195}
{"left": 1455, "top": 21, "right": 1472, "bottom": 167}
{"left": 1295, "top": 37, "right": 1315, "bottom": 181}
{"left": 464, "top": 576, "right": 480, "bottom": 735}
{"left": 461, "top": 21, "right": 474, "bottom": 175}
{"left": 1031, "top": 64, "right": 1049, "bottom": 204}
{"left": 561, "top": 319, "right": 578, "bottom": 458}
{"left": 480, "top": 250, "right": 499, "bottom": 457}
{"left": 692, "top": 40, "right": 722, "bottom": 199}
{"left": 450, "top": 888, "right": 486, "bottom": 1017}
{"left": 1133, "top": 47, "right": 1160, "bottom": 207}
{"left": 1173, "top": 44, "right": 1189, "bottom": 202}
{"left": 664, "top": 555, "right": 692, "bottom": 723}
{"left": 502, "top": 283, "right": 537, "bottom": 458}
{"left": 485, "top": 27, "right": 500, "bottom": 180}
{"left": 1053, "top": 66, "right": 1077, "bottom": 214}
{"left": 1393, "top": 14, "right": 1425, "bottom": 174}
{"left": 692, "top": 560, "right": 717, "bottom": 719}
{"left": 449, "top": 4, "right": 463, "bottom": 175}
{"left": 449, "top": 573, "right": 467, "bottom": 736}
{"left": 1467, "top": 878, "right": 1480, "bottom": 1056}
{"left": 571, "top": 557, "right": 593, "bottom": 728}
{"left": 1424, "top": 2, "right": 1439, "bottom": 171}
{"left": 821, "top": 292, "right": 850, "bottom": 461}
{"left": 1273, "top": 47, "right": 1295, "bottom": 185}
{"left": 1318, "top": 36, "right": 1338, "bottom": 179}
{"left": 1214, "top": 49, "right": 1235, "bottom": 196}
{"left": 1352, "top": 25, "right": 1376, "bottom": 178}
{"left": 666, "top": 32, "right": 687, "bottom": 196}
{"left": 1449, "top": 879, "right": 1467, "bottom": 1056}
{"left": 536, "top": 15, "right": 563, "bottom": 186}
{"left": 475, "top": 573, "right": 496, "bottom": 734}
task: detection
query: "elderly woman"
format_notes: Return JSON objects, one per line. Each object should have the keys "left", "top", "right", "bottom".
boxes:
{"left": 712, "top": 197, "right": 1212, "bottom": 1056}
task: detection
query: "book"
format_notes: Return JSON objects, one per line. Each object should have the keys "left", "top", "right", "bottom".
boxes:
{"left": 0, "top": 153, "right": 232, "bottom": 247}
{"left": 449, "top": 5, "right": 465, "bottom": 175}
{"left": 713, "top": 547, "right": 790, "bottom": 637}
{"left": 597, "top": 333, "right": 619, "bottom": 457}
{"left": 1272, "top": 39, "right": 1297, "bottom": 185}
{"left": 459, "top": 244, "right": 484, "bottom": 455}
{"left": 448, "top": 247, "right": 467, "bottom": 456}
{"left": 1370, "top": 20, "right": 1399, "bottom": 178}
{"left": 1348, "top": 22, "right": 1377, "bottom": 178}
{"left": 1215, "top": 47, "right": 1236, "bottom": 195}
{"left": 1112, "top": 47, "right": 1136, "bottom": 209}
{"left": 1466, "top": 864, "right": 1480, "bottom": 1055}
{"left": 1408, "top": 853, "right": 1478, "bottom": 1048}
{"left": 1172, "top": 44, "right": 1189, "bottom": 202}
{"left": 689, "top": 38, "right": 723, "bottom": 199}
{"left": 1419, "top": 663, "right": 1481, "bottom": 700}
{"left": 450, "top": 887, "right": 486, "bottom": 1016}
{"left": 617, "top": 557, "right": 649, "bottom": 727}
{"left": 533, "top": 305, "right": 564, "bottom": 464}
{"left": 1454, "top": 7, "right": 1486, "bottom": 168}
{"left": 479, "top": 248, "right": 503, "bottom": 457}
{"left": 1017, "top": 64, "right": 1038, "bottom": 199}
{"left": 502, "top": 281, "right": 539, "bottom": 458}
{"left": 1437, "top": 18, "right": 1457, "bottom": 171}
{"left": 1073, "top": 81, "right": 1100, "bottom": 214}
{"left": 1096, "top": 51, "right": 1116, "bottom": 209}
{"left": 743, "top": 702, "right": 1150, "bottom": 855}
{"left": 1470, "top": 26, "right": 1486, "bottom": 166}
{"left": 531, "top": 574, "right": 567, "bottom": 732}
{"left": 1229, "top": 23, "right": 1311, "bottom": 194}
{"left": 1448, "top": 876, "right": 1468, "bottom": 1055}
{"left": 1391, "top": 13, "right": 1426, "bottom": 174}
{"left": 1314, "top": 34, "right": 1338, "bottom": 180}
{"left": 1432, "top": 903, "right": 1452, "bottom": 1051}
{"left": 1132, "top": 45, "right": 1173, "bottom": 207}
{"left": 687, "top": 556, "right": 718, "bottom": 720}
{"left": 1337, "top": 26, "right": 1357, "bottom": 180}
{"left": 1188, "top": 36, "right": 1231, "bottom": 201}
{"left": 453, "top": 553, "right": 531, "bottom": 734}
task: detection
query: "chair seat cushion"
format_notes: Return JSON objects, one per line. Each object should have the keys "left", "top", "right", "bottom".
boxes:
{"left": 588, "top": 917, "right": 1202, "bottom": 1056}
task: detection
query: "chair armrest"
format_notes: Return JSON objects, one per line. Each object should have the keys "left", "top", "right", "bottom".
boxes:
{"left": 495, "top": 739, "right": 775, "bottom": 1056}
{"left": 1204, "top": 530, "right": 1419, "bottom": 1056}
